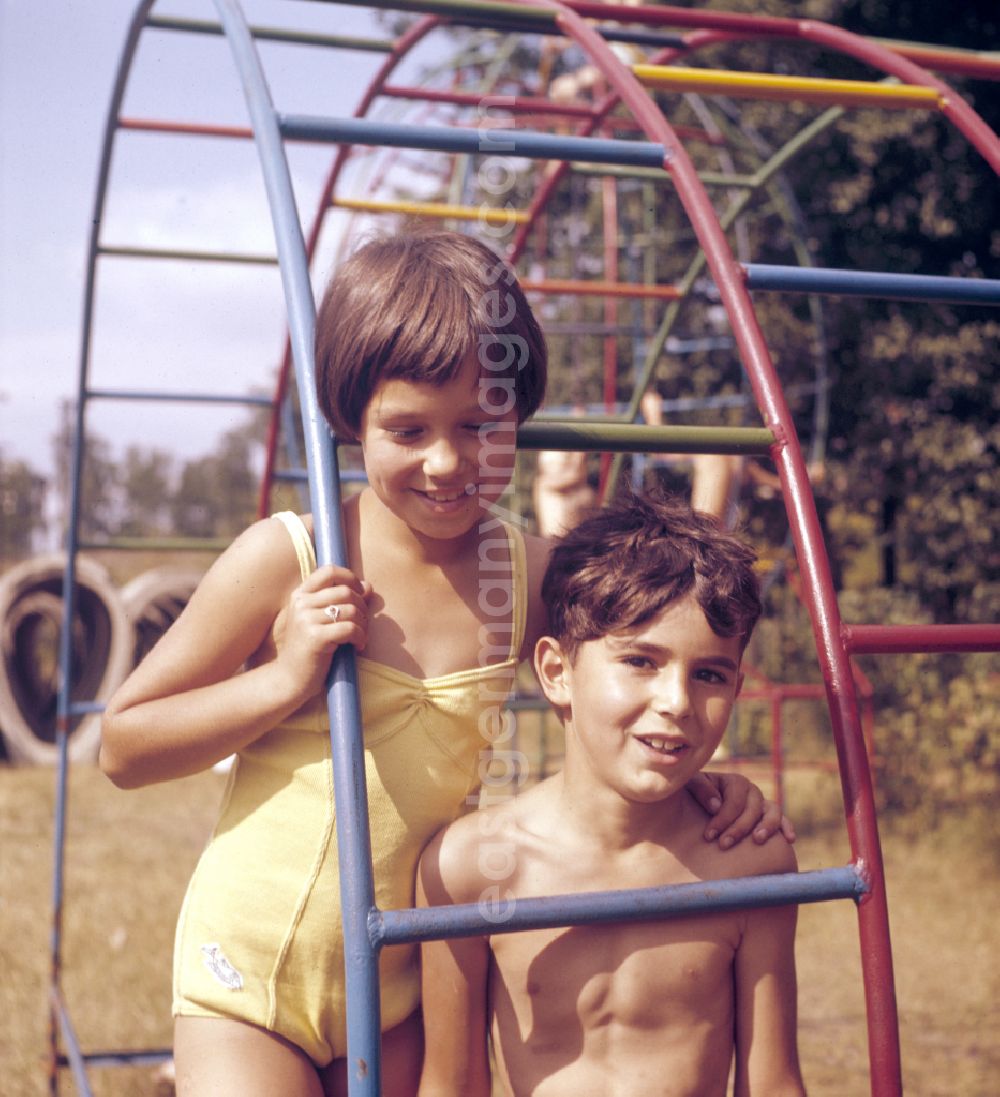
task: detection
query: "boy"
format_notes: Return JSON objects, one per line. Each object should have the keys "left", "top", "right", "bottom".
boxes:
{"left": 416, "top": 491, "right": 804, "bottom": 1097}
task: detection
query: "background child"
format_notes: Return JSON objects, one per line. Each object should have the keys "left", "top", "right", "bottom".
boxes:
{"left": 100, "top": 231, "right": 788, "bottom": 1096}
{"left": 418, "top": 490, "right": 804, "bottom": 1097}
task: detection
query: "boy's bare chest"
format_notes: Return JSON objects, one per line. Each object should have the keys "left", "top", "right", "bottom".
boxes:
{"left": 492, "top": 913, "right": 739, "bottom": 1034}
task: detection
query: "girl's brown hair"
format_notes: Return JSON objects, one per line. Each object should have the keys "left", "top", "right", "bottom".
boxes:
{"left": 315, "top": 230, "right": 547, "bottom": 440}
{"left": 542, "top": 489, "right": 762, "bottom": 657}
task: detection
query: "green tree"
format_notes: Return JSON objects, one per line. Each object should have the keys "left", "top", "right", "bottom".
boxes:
{"left": 52, "top": 403, "right": 120, "bottom": 541}
{"left": 0, "top": 450, "right": 47, "bottom": 560}
{"left": 170, "top": 428, "right": 258, "bottom": 539}
{"left": 118, "top": 445, "right": 174, "bottom": 537}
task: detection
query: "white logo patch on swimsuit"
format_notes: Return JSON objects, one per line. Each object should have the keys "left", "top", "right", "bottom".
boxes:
{"left": 200, "top": 943, "right": 244, "bottom": 990}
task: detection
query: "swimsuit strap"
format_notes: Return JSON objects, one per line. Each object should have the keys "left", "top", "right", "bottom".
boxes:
{"left": 272, "top": 511, "right": 316, "bottom": 581}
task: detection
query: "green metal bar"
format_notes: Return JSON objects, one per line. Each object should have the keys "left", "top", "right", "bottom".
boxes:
{"left": 77, "top": 537, "right": 230, "bottom": 552}
{"left": 325, "top": 0, "right": 556, "bottom": 31}
{"left": 98, "top": 244, "right": 278, "bottom": 265}
{"left": 146, "top": 15, "right": 394, "bottom": 53}
{"left": 572, "top": 161, "right": 757, "bottom": 188}
{"left": 517, "top": 421, "right": 774, "bottom": 455}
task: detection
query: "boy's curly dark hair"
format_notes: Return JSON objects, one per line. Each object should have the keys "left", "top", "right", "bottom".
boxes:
{"left": 542, "top": 489, "right": 762, "bottom": 657}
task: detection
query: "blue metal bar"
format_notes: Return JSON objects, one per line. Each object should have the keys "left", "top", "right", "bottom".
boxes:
{"left": 211, "top": 4, "right": 382, "bottom": 1093}
{"left": 51, "top": 989, "right": 95, "bottom": 1097}
{"left": 86, "top": 388, "right": 273, "bottom": 405}
{"left": 68, "top": 702, "right": 106, "bottom": 717}
{"left": 376, "top": 865, "right": 866, "bottom": 945}
{"left": 278, "top": 113, "right": 670, "bottom": 168}
{"left": 744, "top": 263, "right": 1000, "bottom": 305}
{"left": 57, "top": 1050, "right": 172, "bottom": 1069}
{"left": 52, "top": 4, "right": 159, "bottom": 1093}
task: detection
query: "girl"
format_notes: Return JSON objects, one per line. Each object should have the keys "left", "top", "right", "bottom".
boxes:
{"left": 100, "top": 231, "right": 786, "bottom": 1097}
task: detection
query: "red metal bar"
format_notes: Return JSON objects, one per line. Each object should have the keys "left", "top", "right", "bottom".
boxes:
{"left": 600, "top": 169, "right": 618, "bottom": 491}
{"left": 118, "top": 116, "right": 254, "bottom": 139}
{"left": 770, "top": 691, "right": 785, "bottom": 811}
{"left": 521, "top": 277, "right": 682, "bottom": 299}
{"left": 843, "top": 623, "right": 1000, "bottom": 655}
{"left": 562, "top": 1, "right": 1000, "bottom": 83}
{"left": 532, "top": 3, "right": 903, "bottom": 1091}
{"left": 381, "top": 83, "right": 600, "bottom": 118}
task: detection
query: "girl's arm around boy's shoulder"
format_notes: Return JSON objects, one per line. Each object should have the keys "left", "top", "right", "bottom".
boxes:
{"left": 100, "top": 516, "right": 368, "bottom": 789}
{"left": 732, "top": 833, "right": 806, "bottom": 1097}
{"left": 416, "top": 812, "right": 496, "bottom": 1097}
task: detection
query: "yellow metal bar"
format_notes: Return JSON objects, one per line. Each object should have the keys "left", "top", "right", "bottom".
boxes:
{"left": 633, "top": 64, "right": 942, "bottom": 110}
{"left": 331, "top": 196, "right": 529, "bottom": 224}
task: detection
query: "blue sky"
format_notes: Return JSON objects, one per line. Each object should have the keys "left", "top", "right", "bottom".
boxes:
{"left": 0, "top": 1, "right": 397, "bottom": 486}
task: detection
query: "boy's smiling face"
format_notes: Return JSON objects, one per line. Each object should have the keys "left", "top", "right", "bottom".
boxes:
{"left": 537, "top": 592, "right": 744, "bottom": 805}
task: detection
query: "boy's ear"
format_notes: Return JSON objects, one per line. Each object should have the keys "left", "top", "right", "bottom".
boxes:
{"left": 534, "top": 636, "right": 572, "bottom": 709}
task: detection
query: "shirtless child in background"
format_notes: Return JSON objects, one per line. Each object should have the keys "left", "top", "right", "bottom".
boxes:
{"left": 417, "top": 491, "right": 805, "bottom": 1097}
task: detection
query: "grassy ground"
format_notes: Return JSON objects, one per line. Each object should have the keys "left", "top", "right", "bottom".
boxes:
{"left": 2, "top": 761, "right": 998, "bottom": 1096}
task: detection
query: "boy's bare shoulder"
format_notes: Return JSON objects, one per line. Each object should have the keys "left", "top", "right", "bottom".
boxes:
{"left": 419, "top": 797, "right": 518, "bottom": 906}
{"left": 419, "top": 782, "right": 557, "bottom": 906}
{"left": 718, "top": 827, "right": 798, "bottom": 880}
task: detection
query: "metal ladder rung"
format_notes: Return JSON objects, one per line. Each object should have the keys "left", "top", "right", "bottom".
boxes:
{"left": 278, "top": 114, "right": 669, "bottom": 169}
{"left": 98, "top": 244, "right": 278, "bottom": 265}
{"left": 331, "top": 196, "right": 530, "bottom": 224}
{"left": 843, "top": 623, "right": 1000, "bottom": 654}
{"left": 633, "top": 63, "right": 943, "bottom": 110}
{"left": 744, "top": 263, "right": 1000, "bottom": 305}
{"left": 378, "top": 866, "right": 865, "bottom": 945}
{"left": 86, "top": 387, "right": 273, "bottom": 406}
{"left": 517, "top": 421, "right": 775, "bottom": 456}
{"left": 146, "top": 14, "right": 393, "bottom": 53}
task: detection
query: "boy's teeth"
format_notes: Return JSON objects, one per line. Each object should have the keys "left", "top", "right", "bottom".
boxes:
{"left": 639, "top": 736, "right": 684, "bottom": 754}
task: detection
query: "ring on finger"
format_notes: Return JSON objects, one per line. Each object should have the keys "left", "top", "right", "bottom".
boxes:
{"left": 323, "top": 604, "right": 341, "bottom": 624}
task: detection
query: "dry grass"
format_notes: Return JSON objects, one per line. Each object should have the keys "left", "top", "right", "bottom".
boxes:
{"left": 2, "top": 762, "right": 998, "bottom": 1096}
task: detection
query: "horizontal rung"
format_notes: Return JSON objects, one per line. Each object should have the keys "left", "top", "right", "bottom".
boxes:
{"left": 57, "top": 1049, "right": 172, "bottom": 1069}
{"left": 634, "top": 64, "right": 942, "bottom": 110}
{"left": 744, "top": 264, "right": 1000, "bottom": 305}
{"left": 146, "top": 14, "right": 393, "bottom": 53}
{"left": 279, "top": 114, "right": 669, "bottom": 169}
{"left": 380, "top": 83, "right": 600, "bottom": 120}
{"left": 523, "top": 278, "right": 682, "bottom": 300}
{"left": 78, "top": 537, "right": 231, "bottom": 552}
{"left": 99, "top": 244, "right": 278, "bottom": 265}
{"left": 517, "top": 421, "right": 773, "bottom": 455}
{"left": 375, "top": 865, "right": 865, "bottom": 945}
{"left": 332, "top": 197, "right": 530, "bottom": 224}
{"left": 843, "top": 623, "right": 1000, "bottom": 654}
{"left": 87, "top": 388, "right": 273, "bottom": 406}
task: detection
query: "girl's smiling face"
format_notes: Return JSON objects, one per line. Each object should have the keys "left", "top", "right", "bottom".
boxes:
{"left": 358, "top": 352, "right": 519, "bottom": 542}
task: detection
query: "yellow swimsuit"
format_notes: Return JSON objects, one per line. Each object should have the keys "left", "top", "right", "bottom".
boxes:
{"left": 173, "top": 511, "right": 526, "bottom": 1065}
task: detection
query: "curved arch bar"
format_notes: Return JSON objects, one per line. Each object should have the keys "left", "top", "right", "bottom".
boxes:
{"left": 209, "top": 2, "right": 381, "bottom": 1088}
